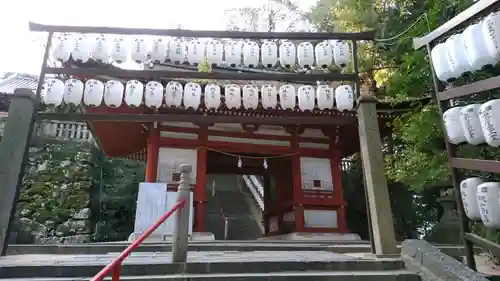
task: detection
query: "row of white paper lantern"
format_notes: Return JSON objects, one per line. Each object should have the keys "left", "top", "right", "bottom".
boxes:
{"left": 53, "top": 34, "right": 350, "bottom": 69}
{"left": 443, "top": 99, "right": 500, "bottom": 147}
{"left": 461, "top": 178, "right": 500, "bottom": 228}
{"left": 432, "top": 11, "right": 500, "bottom": 82}
{"left": 42, "top": 78, "right": 355, "bottom": 111}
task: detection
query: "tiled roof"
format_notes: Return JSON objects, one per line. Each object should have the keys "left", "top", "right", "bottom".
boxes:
{"left": 0, "top": 73, "right": 39, "bottom": 94}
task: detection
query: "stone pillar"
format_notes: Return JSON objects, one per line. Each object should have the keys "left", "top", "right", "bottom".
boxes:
{"left": 172, "top": 164, "right": 192, "bottom": 262}
{"left": 357, "top": 95, "right": 398, "bottom": 255}
{"left": 0, "top": 89, "right": 38, "bottom": 255}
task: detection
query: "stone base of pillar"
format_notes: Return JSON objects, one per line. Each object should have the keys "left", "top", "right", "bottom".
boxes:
{"left": 128, "top": 232, "right": 215, "bottom": 242}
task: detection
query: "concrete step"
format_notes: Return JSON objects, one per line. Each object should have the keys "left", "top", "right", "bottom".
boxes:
{"left": 0, "top": 270, "right": 421, "bottom": 280}
{"left": 0, "top": 251, "right": 406, "bottom": 278}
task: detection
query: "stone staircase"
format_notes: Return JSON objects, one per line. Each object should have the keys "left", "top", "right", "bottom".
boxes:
{"left": 0, "top": 241, "right": 421, "bottom": 280}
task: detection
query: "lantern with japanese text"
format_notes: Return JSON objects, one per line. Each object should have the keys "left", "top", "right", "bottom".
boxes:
{"left": 261, "top": 41, "right": 278, "bottom": 68}
{"left": 445, "top": 34, "right": 472, "bottom": 79}
{"left": 279, "top": 85, "right": 296, "bottom": 110}
{"left": 483, "top": 12, "right": 500, "bottom": 62}
{"left": 242, "top": 84, "right": 259, "bottom": 110}
{"left": 83, "top": 79, "right": 104, "bottom": 107}
{"left": 165, "top": 81, "right": 183, "bottom": 107}
{"left": 206, "top": 40, "right": 223, "bottom": 66}
{"left": 111, "top": 35, "right": 130, "bottom": 64}
{"left": 149, "top": 37, "right": 168, "bottom": 63}
{"left": 72, "top": 34, "right": 92, "bottom": 63}
{"left": 204, "top": 83, "right": 221, "bottom": 109}
{"left": 443, "top": 107, "right": 466, "bottom": 145}
{"left": 315, "top": 41, "right": 333, "bottom": 68}
{"left": 431, "top": 43, "right": 454, "bottom": 82}
{"left": 463, "top": 23, "right": 497, "bottom": 71}
{"left": 225, "top": 40, "right": 242, "bottom": 67}
{"left": 261, "top": 84, "right": 278, "bottom": 109}
{"left": 479, "top": 99, "right": 500, "bottom": 147}
{"left": 332, "top": 40, "right": 350, "bottom": 68}
{"left": 298, "top": 85, "right": 315, "bottom": 111}
{"left": 187, "top": 39, "right": 204, "bottom": 65}
{"left": 41, "top": 78, "right": 64, "bottom": 106}
{"left": 183, "top": 82, "right": 202, "bottom": 109}
{"left": 460, "top": 177, "right": 483, "bottom": 221}
{"left": 224, "top": 84, "right": 241, "bottom": 109}
{"left": 335, "top": 85, "right": 354, "bottom": 111}
{"left": 144, "top": 81, "right": 164, "bottom": 108}
{"left": 477, "top": 182, "right": 500, "bottom": 228}
{"left": 63, "top": 78, "right": 84, "bottom": 106}
{"left": 124, "top": 80, "right": 144, "bottom": 107}
{"left": 53, "top": 33, "right": 74, "bottom": 63}
{"left": 459, "top": 104, "right": 486, "bottom": 145}
{"left": 316, "top": 85, "right": 334, "bottom": 110}
{"left": 279, "top": 41, "right": 296, "bottom": 68}
{"left": 297, "top": 42, "right": 314, "bottom": 68}
{"left": 131, "top": 36, "right": 148, "bottom": 63}
{"left": 92, "top": 34, "right": 112, "bottom": 63}
{"left": 243, "top": 41, "right": 260, "bottom": 68}
{"left": 104, "top": 80, "right": 124, "bottom": 107}
{"left": 169, "top": 38, "right": 186, "bottom": 64}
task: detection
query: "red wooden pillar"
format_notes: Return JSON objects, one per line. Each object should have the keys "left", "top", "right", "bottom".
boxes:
{"left": 145, "top": 125, "right": 160, "bottom": 182}
{"left": 330, "top": 150, "right": 348, "bottom": 232}
{"left": 194, "top": 126, "right": 208, "bottom": 232}
{"left": 290, "top": 130, "right": 305, "bottom": 232}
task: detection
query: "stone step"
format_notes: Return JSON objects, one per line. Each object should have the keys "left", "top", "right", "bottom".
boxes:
{"left": 0, "top": 251, "right": 406, "bottom": 278}
{"left": 0, "top": 270, "right": 421, "bottom": 281}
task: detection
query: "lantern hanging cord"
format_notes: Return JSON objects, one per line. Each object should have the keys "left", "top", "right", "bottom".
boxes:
{"left": 375, "top": 13, "right": 431, "bottom": 44}
{"left": 200, "top": 146, "right": 299, "bottom": 159}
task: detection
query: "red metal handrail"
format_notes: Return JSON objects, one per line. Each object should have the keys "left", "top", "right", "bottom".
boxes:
{"left": 90, "top": 199, "right": 186, "bottom": 281}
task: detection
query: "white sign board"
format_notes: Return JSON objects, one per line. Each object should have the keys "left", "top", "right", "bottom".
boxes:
{"left": 300, "top": 157, "right": 334, "bottom": 191}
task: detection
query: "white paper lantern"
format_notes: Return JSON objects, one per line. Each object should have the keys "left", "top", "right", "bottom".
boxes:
{"left": 431, "top": 43, "right": 454, "bottom": 82}
{"left": 111, "top": 36, "right": 130, "bottom": 64}
{"left": 315, "top": 41, "right": 333, "bottom": 68}
{"left": 460, "top": 177, "right": 483, "bottom": 221}
{"left": 165, "top": 81, "right": 183, "bottom": 107}
{"left": 445, "top": 34, "right": 472, "bottom": 79}
{"left": 103, "top": 80, "right": 124, "bottom": 107}
{"left": 335, "top": 85, "right": 354, "bottom": 111}
{"left": 479, "top": 99, "right": 500, "bottom": 147}
{"left": 83, "top": 79, "right": 104, "bottom": 107}
{"left": 63, "top": 79, "right": 84, "bottom": 106}
{"left": 204, "top": 83, "right": 221, "bottom": 109}
{"left": 187, "top": 39, "right": 204, "bottom": 65}
{"left": 92, "top": 34, "right": 112, "bottom": 63}
{"left": 131, "top": 37, "right": 148, "bottom": 63}
{"left": 149, "top": 37, "right": 168, "bottom": 63}
{"left": 298, "top": 85, "right": 315, "bottom": 111}
{"left": 206, "top": 40, "right": 223, "bottom": 66}
{"left": 224, "top": 84, "right": 241, "bottom": 109}
{"left": 124, "top": 80, "right": 144, "bottom": 107}
{"left": 243, "top": 41, "right": 260, "bottom": 68}
{"left": 261, "top": 41, "right": 278, "bottom": 68}
{"left": 443, "top": 107, "right": 466, "bottom": 145}
{"left": 261, "top": 85, "right": 278, "bottom": 109}
{"left": 183, "top": 82, "right": 202, "bottom": 109}
{"left": 279, "top": 41, "right": 296, "bottom": 68}
{"left": 459, "top": 104, "right": 486, "bottom": 145}
{"left": 316, "top": 85, "right": 334, "bottom": 110}
{"left": 169, "top": 38, "right": 185, "bottom": 64}
{"left": 483, "top": 12, "right": 500, "bottom": 61}
{"left": 225, "top": 40, "right": 242, "bottom": 67}
{"left": 279, "top": 85, "right": 296, "bottom": 110}
{"left": 242, "top": 85, "right": 259, "bottom": 110}
{"left": 53, "top": 33, "right": 75, "bottom": 63}
{"left": 297, "top": 42, "right": 314, "bottom": 68}
{"left": 41, "top": 78, "right": 64, "bottom": 106}
{"left": 332, "top": 40, "right": 350, "bottom": 68}
{"left": 477, "top": 182, "right": 500, "bottom": 228}
{"left": 463, "top": 23, "right": 497, "bottom": 71}
{"left": 71, "top": 34, "right": 92, "bottom": 63}
{"left": 144, "top": 81, "right": 164, "bottom": 108}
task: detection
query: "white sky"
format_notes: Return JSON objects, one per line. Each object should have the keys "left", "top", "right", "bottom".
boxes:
{"left": 0, "top": 0, "right": 316, "bottom": 75}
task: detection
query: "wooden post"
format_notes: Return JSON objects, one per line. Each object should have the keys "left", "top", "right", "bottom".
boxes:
{"left": 357, "top": 94, "right": 398, "bottom": 255}
{"left": 0, "top": 89, "right": 38, "bottom": 255}
{"left": 172, "top": 164, "right": 192, "bottom": 262}
{"left": 145, "top": 124, "right": 160, "bottom": 182}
